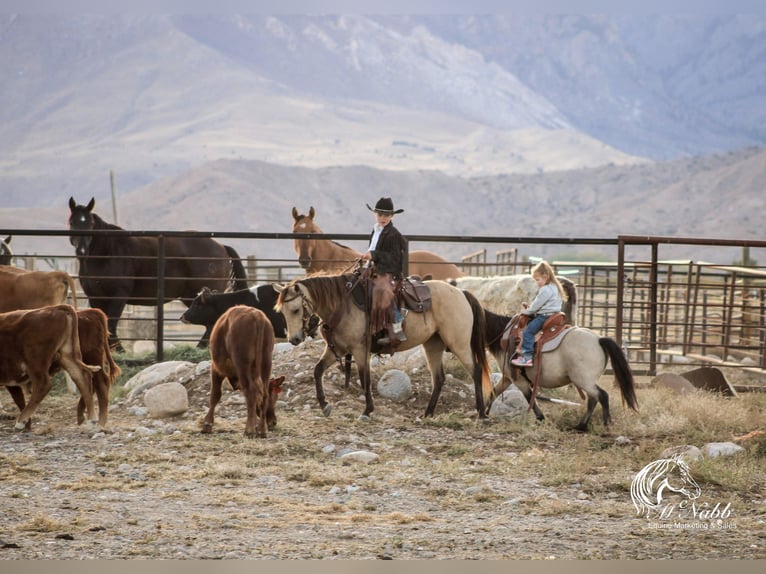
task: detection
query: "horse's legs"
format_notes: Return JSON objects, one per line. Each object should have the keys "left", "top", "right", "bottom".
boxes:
{"left": 515, "top": 375, "right": 546, "bottom": 421}
{"left": 93, "top": 299, "right": 127, "bottom": 352}
{"left": 598, "top": 385, "right": 611, "bottom": 427}
{"left": 575, "top": 385, "right": 609, "bottom": 431}
{"left": 313, "top": 347, "right": 339, "bottom": 416}
{"left": 358, "top": 355, "right": 374, "bottom": 419}
{"left": 344, "top": 353, "right": 353, "bottom": 388}
{"left": 422, "top": 337, "right": 447, "bottom": 417}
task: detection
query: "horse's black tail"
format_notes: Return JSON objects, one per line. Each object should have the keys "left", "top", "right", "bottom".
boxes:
{"left": 224, "top": 245, "right": 249, "bottom": 291}
{"left": 599, "top": 337, "right": 639, "bottom": 412}
{"left": 462, "top": 289, "right": 494, "bottom": 406}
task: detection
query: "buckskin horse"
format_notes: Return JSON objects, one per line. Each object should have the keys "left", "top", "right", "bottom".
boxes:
{"left": 291, "top": 206, "right": 465, "bottom": 280}
{"left": 68, "top": 197, "right": 248, "bottom": 350}
{"left": 275, "top": 273, "right": 493, "bottom": 420}
{"left": 484, "top": 309, "right": 638, "bottom": 431}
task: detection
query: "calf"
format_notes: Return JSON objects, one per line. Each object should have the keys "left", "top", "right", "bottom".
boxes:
{"left": 204, "top": 305, "right": 284, "bottom": 438}
{"left": 181, "top": 285, "right": 288, "bottom": 346}
{"left": 7, "top": 308, "right": 119, "bottom": 428}
{"left": 0, "top": 304, "right": 100, "bottom": 430}
{"left": 0, "top": 265, "right": 79, "bottom": 312}
{"left": 74, "top": 308, "right": 121, "bottom": 427}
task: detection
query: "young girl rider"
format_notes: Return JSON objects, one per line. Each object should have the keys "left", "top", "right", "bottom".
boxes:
{"left": 511, "top": 260, "right": 567, "bottom": 367}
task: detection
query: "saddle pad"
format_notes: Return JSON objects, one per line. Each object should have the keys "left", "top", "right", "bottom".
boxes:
{"left": 540, "top": 326, "right": 574, "bottom": 353}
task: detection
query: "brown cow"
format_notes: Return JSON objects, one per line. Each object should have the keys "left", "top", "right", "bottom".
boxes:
{"left": 204, "top": 305, "right": 284, "bottom": 438}
{"left": 0, "top": 265, "right": 79, "bottom": 312}
{"left": 0, "top": 304, "right": 99, "bottom": 430}
{"left": 5, "top": 308, "right": 119, "bottom": 429}
{"left": 74, "top": 308, "right": 121, "bottom": 427}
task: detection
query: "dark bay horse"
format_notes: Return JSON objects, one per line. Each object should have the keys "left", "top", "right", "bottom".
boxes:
{"left": 484, "top": 309, "right": 638, "bottom": 431}
{"left": 68, "top": 197, "right": 248, "bottom": 349}
{"left": 291, "top": 207, "right": 465, "bottom": 280}
{"left": 276, "top": 273, "right": 493, "bottom": 420}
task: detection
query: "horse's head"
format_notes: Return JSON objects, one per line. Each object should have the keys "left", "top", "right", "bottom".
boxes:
{"left": 68, "top": 196, "right": 97, "bottom": 256}
{"left": 0, "top": 235, "right": 12, "bottom": 266}
{"left": 274, "top": 280, "right": 315, "bottom": 346}
{"left": 291, "top": 206, "right": 319, "bottom": 270}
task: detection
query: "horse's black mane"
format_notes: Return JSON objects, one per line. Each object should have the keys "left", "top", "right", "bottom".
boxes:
{"left": 483, "top": 308, "right": 512, "bottom": 353}
{"left": 90, "top": 212, "right": 122, "bottom": 231}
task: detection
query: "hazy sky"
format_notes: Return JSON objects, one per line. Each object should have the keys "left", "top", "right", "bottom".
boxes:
{"left": 5, "top": 0, "right": 766, "bottom": 15}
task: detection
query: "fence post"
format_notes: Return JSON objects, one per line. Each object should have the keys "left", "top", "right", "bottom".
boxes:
{"left": 156, "top": 235, "right": 165, "bottom": 363}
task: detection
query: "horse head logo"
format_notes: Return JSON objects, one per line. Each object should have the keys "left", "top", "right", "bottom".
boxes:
{"left": 631, "top": 454, "right": 701, "bottom": 518}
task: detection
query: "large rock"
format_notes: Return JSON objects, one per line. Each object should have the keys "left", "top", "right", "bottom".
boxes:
{"left": 488, "top": 384, "right": 529, "bottom": 419}
{"left": 143, "top": 382, "right": 189, "bottom": 418}
{"left": 125, "top": 361, "right": 197, "bottom": 399}
{"left": 377, "top": 369, "right": 413, "bottom": 402}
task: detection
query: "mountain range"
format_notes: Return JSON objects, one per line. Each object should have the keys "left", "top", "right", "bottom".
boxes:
{"left": 0, "top": 13, "right": 764, "bottom": 264}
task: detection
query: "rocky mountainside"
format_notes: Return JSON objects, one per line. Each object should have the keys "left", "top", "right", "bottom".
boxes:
{"left": 1, "top": 13, "right": 765, "bottom": 212}
{"left": 2, "top": 146, "right": 763, "bottom": 266}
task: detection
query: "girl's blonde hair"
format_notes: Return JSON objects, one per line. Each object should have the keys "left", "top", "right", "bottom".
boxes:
{"left": 531, "top": 260, "right": 568, "bottom": 301}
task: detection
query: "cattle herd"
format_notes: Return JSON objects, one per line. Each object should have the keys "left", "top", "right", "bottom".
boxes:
{"left": 0, "top": 256, "right": 290, "bottom": 438}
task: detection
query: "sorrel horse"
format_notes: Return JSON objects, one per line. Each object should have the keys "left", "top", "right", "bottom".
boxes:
{"left": 484, "top": 309, "right": 638, "bottom": 431}
{"left": 0, "top": 235, "right": 12, "bottom": 266}
{"left": 68, "top": 197, "right": 248, "bottom": 349}
{"left": 291, "top": 207, "right": 465, "bottom": 280}
{"left": 275, "top": 273, "right": 493, "bottom": 419}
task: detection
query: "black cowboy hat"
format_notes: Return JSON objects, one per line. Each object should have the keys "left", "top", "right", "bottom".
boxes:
{"left": 366, "top": 197, "right": 404, "bottom": 215}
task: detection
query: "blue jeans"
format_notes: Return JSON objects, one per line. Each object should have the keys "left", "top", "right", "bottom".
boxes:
{"left": 521, "top": 314, "right": 550, "bottom": 358}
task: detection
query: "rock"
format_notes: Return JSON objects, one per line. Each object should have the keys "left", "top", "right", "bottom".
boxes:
{"left": 143, "top": 382, "right": 189, "bottom": 418}
{"left": 660, "top": 445, "right": 704, "bottom": 462}
{"left": 125, "top": 361, "right": 197, "bottom": 398}
{"left": 339, "top": 450, "right": 380, "bottom": 465}
{"left": 488, "top": 385, "right": 529, "bottom": 419}
{"left": 702, "top": 442, "right": 745, "bottom": 458}
{"left": 377, "top": 369, "right": 412, "bottom": 402}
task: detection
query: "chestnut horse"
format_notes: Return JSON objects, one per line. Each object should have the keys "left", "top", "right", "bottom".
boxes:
{"left": 291, "top": 207, "right": 464, "bottom": 280}
{"left": 275, "top": 273, "right": 492, "bottom": 420}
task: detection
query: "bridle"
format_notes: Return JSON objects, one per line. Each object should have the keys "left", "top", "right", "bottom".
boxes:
{"left": 280, "top": 287, "right": 319, "bottom": 338}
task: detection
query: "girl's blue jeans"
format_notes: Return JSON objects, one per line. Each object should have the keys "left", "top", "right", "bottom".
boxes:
{"left": 521, "top": 314, "right": 550, "bottom": 358}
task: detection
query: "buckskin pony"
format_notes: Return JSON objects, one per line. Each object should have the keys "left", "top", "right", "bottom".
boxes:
{"left": 483, "top": 309, "right": 638, "bottom": 431}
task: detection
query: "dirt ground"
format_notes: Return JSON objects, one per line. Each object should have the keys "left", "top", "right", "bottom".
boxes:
{"left": 1, "top": 339, "right": 764, "bottom": 560}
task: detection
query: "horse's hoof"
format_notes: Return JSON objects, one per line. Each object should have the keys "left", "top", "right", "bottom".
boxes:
{"left": 358, "top": 414, "right": 371, "bottom": 422}
{"left": 322, "top": 404, "right": 332, "bottom": 417}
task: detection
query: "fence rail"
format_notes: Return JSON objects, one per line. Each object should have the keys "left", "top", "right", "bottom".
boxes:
{"left": 2, "top": 228, "right": 766, "bottom": 386}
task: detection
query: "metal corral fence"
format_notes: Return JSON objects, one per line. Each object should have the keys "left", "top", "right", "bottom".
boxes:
{"left": 3, "top": 229, "right": 766, "bottom": 387}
